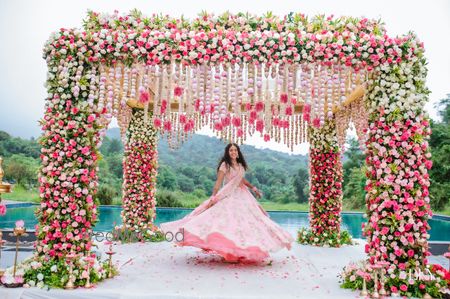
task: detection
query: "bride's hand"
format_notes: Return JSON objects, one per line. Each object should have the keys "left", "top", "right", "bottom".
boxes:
{"left": 254, "top": 189, "right": 262, "bottom": 199}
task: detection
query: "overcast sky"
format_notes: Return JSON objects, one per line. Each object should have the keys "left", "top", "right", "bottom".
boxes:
{"left": 0, "top": 0, "right": 449, "bottom": 155}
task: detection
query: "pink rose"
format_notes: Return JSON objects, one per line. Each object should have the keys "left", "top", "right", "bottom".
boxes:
{"left": 232, "top": 117, "right": 241, "bottom": 127}
{"left": 153, "top": 118, "right": 162, "bottom": 128}
{"left": 255, "top": 101, "right": 264, "bottom": 112}
{"left": 256, "top": 120, "right": 264, "bottom": 132}
{"left": 174, "top": 86, "right": 183, "bottom": 97}
{"left": 380, "top": 227, "right": 389, "bottom": 235}
{"left": 400, "top": 284, "right": 408, "bottom": 292}
{"left": 0, "top": 204, "right": 6, "bottom": 216}
{"left": 139, "top": 89, "right": 149, "bottom": 103}
{"left": 163, "top": 120, "right": 172, "bottom": 131}
{"left": 312, "top": 118, "right": 320, "bottom": 128}
{"left": 87, "top": 114, "right": 96, "bottom": 123}
{"left": 285, "top": 106, "right": 293, "bottom": 116}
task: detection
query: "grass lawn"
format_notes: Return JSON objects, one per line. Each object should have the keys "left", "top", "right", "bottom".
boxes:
{"left": 1, "top": 185, "right": 40, "bottom": 203}
{"left": 258, "top": 201, "right": 309, "bottom": 212}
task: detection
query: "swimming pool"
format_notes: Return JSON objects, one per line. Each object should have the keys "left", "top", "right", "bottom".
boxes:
{"left": 1, "top": 205, "right": 449, "bottom": 241}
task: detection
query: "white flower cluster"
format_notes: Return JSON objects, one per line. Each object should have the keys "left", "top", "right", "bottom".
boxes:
{"left": 126, "top": 110, "right": 158, "bottom": 145}
{"left": 308, "top": 119, "right": 339, "bottom": 151}
{"left": 367, "top": 55, "right": 428, "bottom": 117}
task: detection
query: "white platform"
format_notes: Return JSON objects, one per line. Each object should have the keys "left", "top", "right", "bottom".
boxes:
{"left": 0, "top": 239, "right": 447, "bottom": 299}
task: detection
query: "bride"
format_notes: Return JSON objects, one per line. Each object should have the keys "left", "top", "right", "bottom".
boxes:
{"left": 159, "top": 143, "right": 294, "bottom": 263}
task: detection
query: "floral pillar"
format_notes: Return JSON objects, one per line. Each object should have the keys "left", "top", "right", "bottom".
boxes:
{"left": 119, "top": 109, "right": 161, "bottom": 241}
{"left": 27, "top": 29, "right": 108, "bottom": 288}
{"left": 298, "top": 119, "right": 351, "bottom": 247}
{"left": 363, "top": 59, "right": 436, "bottom": 291}
{"left": 341, "top": 52, "right": 448, "bottom": 296}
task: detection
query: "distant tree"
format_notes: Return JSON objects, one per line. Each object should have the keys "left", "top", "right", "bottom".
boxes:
{"left": 343, "top": 167, "right": 366, "bottom": 209}
{"left": 436, "top": 93, "right": 450, "bottom": 124}
{"left": 0, "top": 131, "right": 10, "bottom": 141}
{"left": 177, "top": 175, "right": 195, "bottom": 192}
{"left": 292, "top": 167, "right": 309, "bottom": 203}
{"left": 341, "top": 136, "right": 366, "bottom": 208}
{"left": 107, "top": 138, "right": 123, "bottom": 153}
{"left": 106, "top": 153, "right": 123, "bottom": 179}
{"left": 3, "top": 154, "right": 39, "bottom": 186}
{"left": 157, "top": 165, "right": 178, "bottom": 190}
{"left": 429, "top": 95, "right": 450, "bottom": 210}
{"left": 96, "top": 185, "right": 118, "bottom": 205}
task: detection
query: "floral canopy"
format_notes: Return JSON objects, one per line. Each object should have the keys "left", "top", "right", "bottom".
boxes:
{"left": 45, "top": 10, "right": 423, "bottom": 150}
{"left": 29, "top": 10, "right": 443, "bottom": 297}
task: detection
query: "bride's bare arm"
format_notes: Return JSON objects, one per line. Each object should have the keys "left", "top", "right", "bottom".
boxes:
{"left": 240, "top": 178, "right": 254, "bottom": 189}
{"left": 240, "top": 178, "right": 262, "bottom": 198}
{"left": 212, "top": 170, "right": 226, "bottom": 196}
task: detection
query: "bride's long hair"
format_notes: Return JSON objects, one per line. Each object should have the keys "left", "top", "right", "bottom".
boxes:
{"left": 217, "top": 143, "right": 248, "bottom": 172}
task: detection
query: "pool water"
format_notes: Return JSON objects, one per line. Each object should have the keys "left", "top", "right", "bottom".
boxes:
{"left": 1, "top": 205, "right": 449, "bottom": 241}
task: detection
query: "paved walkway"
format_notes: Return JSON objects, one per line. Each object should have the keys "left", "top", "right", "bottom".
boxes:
{"left": 0, "top": 239, "right": 448, "bottom": 299}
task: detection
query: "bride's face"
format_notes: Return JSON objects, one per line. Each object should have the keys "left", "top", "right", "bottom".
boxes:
{"left": 228, "top": 145, "right": 239, "bottom": 160}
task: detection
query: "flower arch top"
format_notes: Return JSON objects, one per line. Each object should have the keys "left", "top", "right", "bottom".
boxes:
{"left": 44, "top": 10, "right": 426, "bottom": 150}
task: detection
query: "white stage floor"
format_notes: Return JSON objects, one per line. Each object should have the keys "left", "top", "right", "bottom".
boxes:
{"left": 0, "top": 239, "right": 447, "bottom": 299}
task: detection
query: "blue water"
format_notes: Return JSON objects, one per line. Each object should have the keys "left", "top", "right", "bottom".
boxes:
{"left": 1, "top": 205, "right": 449, "bottom": 241}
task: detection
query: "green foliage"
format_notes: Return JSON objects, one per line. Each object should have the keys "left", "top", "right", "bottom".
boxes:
{"left": 2, "top": 154, "right": 39, "bottom": 186}
{"left": 298, "top": 228, "right": 353, "bottom": 247}
{"left": 428, "top": 96, "right": 450, "bottom": 210}
{"left": 96, "top": 185, "right": 118, "bottom": 205}
{"left": 155, "top": 189, "right": 183, "bottom": 207}
{"left": 22, "top": 256, "right": 111, "bottom": 289}
{"left": 292, "top": 167, "right": 309, "bottom": 203}
{"left": 0, "top": 132, "right": 40, "bottom": 158}
{"left": 342, "top": 137, "right": 366, "bottom": 210}
{"left": 105, "top": 153, "right": 123, "bottom": 179}
{"left": 343, "top": 167, "right": 366, "bottom": 210}
{"left": 157, "top": 165, "right": 179, "bottom": 190}
{"left": 339, "top": 263, "right": 449, "bottom": 298}
{"left": 436, "top": 94, "right": 450, "bottom": 125}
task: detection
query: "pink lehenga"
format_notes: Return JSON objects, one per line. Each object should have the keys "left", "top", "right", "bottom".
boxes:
{"left": 159, "top": 162, "right": 294, "bottom": 263}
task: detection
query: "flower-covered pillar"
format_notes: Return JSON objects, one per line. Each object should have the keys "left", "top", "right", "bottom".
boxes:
{"left": 341, "top": 40, "right": 448, "bottom": 297}
{"left": 298, "top": 119, "right": 351, "bottom": 247}
{"left": 363, "top": 62, "right": 436, "bottom": 291}
{"left": 27, "top": 29, "right": 109, "bottom": 287}
{"left": 118, "top": 109, "right": 161, "bottom": 241}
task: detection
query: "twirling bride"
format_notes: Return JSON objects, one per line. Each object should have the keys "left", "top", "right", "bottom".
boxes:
{"left": 160, "top": 143, "right": 294, "bottom": 263}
